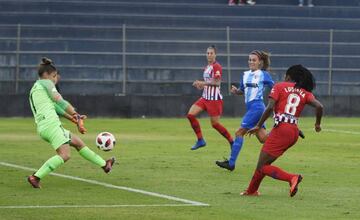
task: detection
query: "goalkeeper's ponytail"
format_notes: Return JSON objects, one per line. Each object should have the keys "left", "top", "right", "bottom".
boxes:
{"left": 38, "top": 57, "right": 57, "bottom": 77}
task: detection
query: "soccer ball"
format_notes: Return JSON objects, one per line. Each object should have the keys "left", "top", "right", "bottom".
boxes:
{"left": 96, "top": 132, "right": 116, "bottom": 151}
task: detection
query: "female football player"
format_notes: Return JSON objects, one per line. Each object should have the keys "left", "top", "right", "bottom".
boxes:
{"left": 27, "top": 57, "right": 115, "bottom": 188}
{"left": 242, "top": 64, "right": 323, "bottom": 197}
{"left": 216, "top": 50, "right": 274, "bottom": 171}
{"left": 186, "top": 45, "right": 234, "bottom": 150}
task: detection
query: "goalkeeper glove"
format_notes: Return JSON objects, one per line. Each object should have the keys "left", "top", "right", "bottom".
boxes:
{"left": 72, "top": 113, "right": 87, "bottom": 134}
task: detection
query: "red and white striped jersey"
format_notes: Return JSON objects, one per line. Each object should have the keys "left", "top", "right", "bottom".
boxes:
{"left": 202, "top": 62, "right": 223, "bottom": 100}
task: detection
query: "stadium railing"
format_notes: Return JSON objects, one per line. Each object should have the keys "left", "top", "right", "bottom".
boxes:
{"left": 1, "top": 24, "right": 360, "bottom": 96}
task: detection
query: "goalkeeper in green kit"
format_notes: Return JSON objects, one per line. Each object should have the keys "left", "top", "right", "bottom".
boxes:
{"left": 27, "top": 57, "right": 115, "bottom": 188}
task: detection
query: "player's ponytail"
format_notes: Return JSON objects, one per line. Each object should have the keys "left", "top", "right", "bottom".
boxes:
{"left": 38, "top": 57, "right": 57, "bottom": 77}
{"left": 250, "top": 50, "right": 270, "bottom": 71}
{"left": 286, "top": 64, "right": 316, "bottom": 92}
{"left": 208, "top": 44, "right": 217, "bottom": 54}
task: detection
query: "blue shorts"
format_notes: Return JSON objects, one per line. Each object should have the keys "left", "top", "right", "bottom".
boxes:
{"left": 241, "top": 100, "right": 266, "bottom": 129}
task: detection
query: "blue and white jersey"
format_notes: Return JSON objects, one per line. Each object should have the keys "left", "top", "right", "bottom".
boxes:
{"left": 239, "top": 69, "right": 274, "bottom": 104}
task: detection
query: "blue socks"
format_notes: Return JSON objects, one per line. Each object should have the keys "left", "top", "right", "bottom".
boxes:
{"left": 229, "top": 136, "right": 243, "bottom": 167}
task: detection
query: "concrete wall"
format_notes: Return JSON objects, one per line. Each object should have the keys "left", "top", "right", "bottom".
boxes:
{"left": 1, "top": 95, "right": 360, "bottom": 118}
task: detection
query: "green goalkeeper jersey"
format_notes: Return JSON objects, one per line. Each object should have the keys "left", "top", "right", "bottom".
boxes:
{"left": 29, "top": 79, "right": 70, "bottom": 132}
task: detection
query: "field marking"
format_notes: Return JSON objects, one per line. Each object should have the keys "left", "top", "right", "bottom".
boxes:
{"left": 322, "top": 128, "right": 360, "bottom": 135}
{"left": 0, "top": 161, "right": 209, "bottom": 207}
{"left": 302, "top": 128, "right": 360, "bottom": 135}
{"left": 0, "top": 204, "right": 201, "bottom": 209}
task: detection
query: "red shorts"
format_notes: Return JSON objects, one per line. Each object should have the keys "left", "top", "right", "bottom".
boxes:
{"left": 261, "top": 123, "right": 299, "bottom": 157}
{"left": 194, "top": 97, "right": 223, "bottom": 117}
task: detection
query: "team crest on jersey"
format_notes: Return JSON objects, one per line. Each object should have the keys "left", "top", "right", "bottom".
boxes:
{"left": 203, "top": 65, "right": 213, "bottom": 79}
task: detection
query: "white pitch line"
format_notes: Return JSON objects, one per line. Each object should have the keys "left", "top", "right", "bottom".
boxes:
{"left": 302, "top": 128, "right": 360, "bottom": 135}
{"left": 0, "top": 204, "right": 201, "bottom": 209}
{"left": 0, "top": 161, "right": 209, "bottom": 207}
{"left": 322, "top": 128, "right": 360, "bottom": 135}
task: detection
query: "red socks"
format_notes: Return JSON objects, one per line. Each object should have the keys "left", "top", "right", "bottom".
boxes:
{"left": 261, "top": 165, "right": 296, "bottom": 183}
{"left": 187, "top": 114, "right": 203, "bottom": 140}
{"left": 247, "top": 170, "right": 265, "bottom": 193}
{"left": 212, "top": 123, "right": 234, "bottom": 144}
{"left": 246, "top": 165, "right": 296, "bottom": 193}
{"left": 186, "top": 115, "right": 233, "bottom": 144}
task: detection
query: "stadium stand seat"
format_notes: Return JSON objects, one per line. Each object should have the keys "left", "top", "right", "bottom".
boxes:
{"left": 1, "top": 0, "right": 360, "bottom": 95}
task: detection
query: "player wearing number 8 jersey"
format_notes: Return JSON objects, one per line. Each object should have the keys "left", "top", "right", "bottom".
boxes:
{"left": 242, "top": 64, "right": 323, "bottom": 197}
{"left": 187, "top": 45, "right": 233, "bottom": 151}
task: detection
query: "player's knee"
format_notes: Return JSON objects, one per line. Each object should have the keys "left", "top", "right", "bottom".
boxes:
{"left": 235, "top": 129, "right": 246, "bottom": 137}
{"left": 211, "top": 122, "right": 219, "bottom": 128}
{"left": 187, "top": 114, "right": 195, "bottom": 120}
{"left": 74, "top": 140, "right": 86, "bottom": 149}
{"left": 59, "top": 153, "right": 70, "bottom": 162}
{"left": 56, "top": 145, "right": 71, "bottom": 162}
{"left": 70, "top": 135, "right": 85, "bottom": 149}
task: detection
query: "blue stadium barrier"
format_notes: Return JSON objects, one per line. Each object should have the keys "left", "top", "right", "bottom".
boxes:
{"left": 1, "top": 0, "right": 360, "bottom": 96}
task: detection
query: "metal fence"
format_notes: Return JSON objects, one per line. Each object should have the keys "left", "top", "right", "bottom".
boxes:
{"left": 1, "top": 24, "right": 360, "bottom": 96}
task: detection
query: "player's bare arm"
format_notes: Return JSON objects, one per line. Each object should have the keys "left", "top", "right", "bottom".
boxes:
{"left": 192, "top": 80, "right": 202, "bottom": 90}
{"left": 205, "top": 77, "right": 221, "bottom": 86}
{"left": 193, "top": 77, "right": 221, "bottom": 90}
{"left": 62, "top": 102, "right": 87, "bottom": 134}
{"left": 53, "top": 97, "right": 87, "bottom": 133}
{"left": 308, "top": 98, "right": 323, "bottom": 132}
{"left": 230, "top": 85, "right": 244, "bottom": 95}
{"left": 45, "top": 81, "right": 87, "bottom": 134}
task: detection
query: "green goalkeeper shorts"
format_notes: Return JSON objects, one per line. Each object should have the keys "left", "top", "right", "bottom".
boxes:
{"left": 39, "top": 125, "right": 71, "bottom": 150}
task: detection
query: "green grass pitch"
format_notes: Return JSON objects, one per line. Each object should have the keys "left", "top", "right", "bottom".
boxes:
{"left": 0, "top": 117, "right": 359, "bottom": 220}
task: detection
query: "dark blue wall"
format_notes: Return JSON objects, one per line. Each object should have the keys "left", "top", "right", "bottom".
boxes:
{"left": 1, "top": 94, "right": 359, "bottom": 117}
{"left": 1, "top": 0, "right": 360, "bottom": 96}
